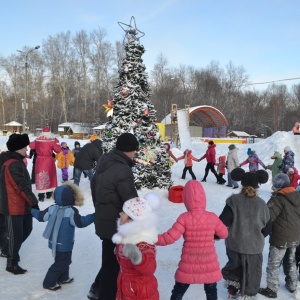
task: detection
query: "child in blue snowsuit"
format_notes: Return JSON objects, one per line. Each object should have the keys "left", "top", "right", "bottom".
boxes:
{"left": 31, "top": 183, "right": 94, "bottom": 291}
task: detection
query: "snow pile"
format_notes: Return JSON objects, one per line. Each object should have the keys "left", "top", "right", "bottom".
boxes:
{"left": 0, "top": 132, "right": 300, "bottom": 299}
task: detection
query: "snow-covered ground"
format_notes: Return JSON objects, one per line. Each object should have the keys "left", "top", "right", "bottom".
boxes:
{"left": 1, "top": 131, "right": 300, "bottom": 300}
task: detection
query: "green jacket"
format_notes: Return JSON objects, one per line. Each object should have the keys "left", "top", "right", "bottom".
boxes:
{"left": 267, "top": 187, "right": 300, "bottom": 247}
{"left": 266, "top": 151, "right": 282, "bottom": 180}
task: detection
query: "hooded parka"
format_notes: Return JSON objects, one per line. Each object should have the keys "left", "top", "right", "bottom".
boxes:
{"left": 157, "top": 180, "right": 228, "bottom": 284}
{"left": 268, "top": 187, "right": 300, "bottom": 247}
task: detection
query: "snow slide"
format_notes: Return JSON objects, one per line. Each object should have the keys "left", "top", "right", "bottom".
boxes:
{"left": 177, "top": 109, "right": 192, "bottom": 150}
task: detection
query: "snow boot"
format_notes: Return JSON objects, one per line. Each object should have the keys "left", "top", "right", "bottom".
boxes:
{"left": 258, "top": 287, "right": 277, "bottom": 298}
{"left": 87, "top": 283, "right": 99, "bottom": 300}
{"left": 285, "top": 283, "right": 296, "bottom": 293}
{"left": 6, "top": 264, "right": 27, "bottom": 275}
{"left": 58, "top": 277, "right": 74, "bottom": 285}
{"left": 0, "top": 251, "right": 7, "bottom": 258}
{"left": 46, "top": 192, "right": 53, "bottom": 199}
{"left": 44, "top": 284, "right": 62, "bottom": 291}
{"left": 227, "top": 285, "right": 238, "bottom": 299}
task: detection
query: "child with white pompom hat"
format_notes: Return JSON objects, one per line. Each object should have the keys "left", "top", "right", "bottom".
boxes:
{"left": 112, "top": 192, "right": 161, "bottom": 300}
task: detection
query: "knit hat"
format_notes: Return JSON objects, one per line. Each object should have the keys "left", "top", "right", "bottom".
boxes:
{"left": 74, "top": 141, "right": 80, "bottom": 147}
{"left": 288, "top": 167, "right": 294, "bottom": 174}
{"left": 284, "top": 146, "right": 291, "bottom": 152}
{"left": 61, "top": 141, "right": 67, "bottom": 147}
{"left": 208, "top": 141, "right": 214, "bottom": 145}
{"left": 231, "top": 167, "right": 268, "bottom": 188}
{"left": 123, "top": 192, "right": 161, "bottom": 221}
{"left": 42, "top": 127, "right": 50, "bottom": 133}
{"left": 116, "top": 133, "right": 139, "bottom": 152}
{"left": 6, "top": 133, "right": 30, "bottom": 152}
{"left": 247, "top": 148, "right": 253, "bottom": 155}
{"left": 272, "top": 173, "right": 290, "bottom": 191}
{"left": 228, "top": 144, "right": 236, "bottom": 150}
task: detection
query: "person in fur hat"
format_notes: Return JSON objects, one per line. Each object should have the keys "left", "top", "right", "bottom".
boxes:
{"left": 157, "top": 180, "right": 228, "bottom": 300}
{"left": 0, "top": 133, "right": 39, "bottom": 274}
{"left": 88, "top": 132, "right": 139, "bottom": 300}
{"left": 112, "top": 192, "right": 161, "bottom": 300}
{"left": 177, "top": 149, "right": 200, "bottom": 180}
{"left": 29, "top": 127, "right": 62, "bottom": 201}
{"left": 220, "top": 168, "right": 270, "bottom": 299}
{"left": 31, "top": 183, "right": 94, "bottom": 291}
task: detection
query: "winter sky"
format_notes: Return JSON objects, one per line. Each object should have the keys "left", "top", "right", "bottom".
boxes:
{"left": 1, "top": 0, "right": 300, "bottom": 89}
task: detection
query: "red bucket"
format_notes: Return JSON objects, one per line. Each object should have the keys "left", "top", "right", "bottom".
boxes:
{"left": 168, "top": 185, "right": 184, "bottom": 203}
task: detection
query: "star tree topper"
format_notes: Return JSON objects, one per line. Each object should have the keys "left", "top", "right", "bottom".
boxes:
{"left": 118, "top": 16, "right": 145, "bottom": 41}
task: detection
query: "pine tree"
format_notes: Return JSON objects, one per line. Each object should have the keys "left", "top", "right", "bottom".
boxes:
{"left": 102, "top": 17, "right": 173, "bottom": 189}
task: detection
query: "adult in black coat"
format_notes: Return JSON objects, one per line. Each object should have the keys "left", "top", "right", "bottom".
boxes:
{"left": 0, "top": 134, "right": 39, "bottom": 274}
{"left": 87, "top": 133, "right": 139, "bottom": 300}
{"left": 73, "top": 139, "right": 102, "bottom": 186}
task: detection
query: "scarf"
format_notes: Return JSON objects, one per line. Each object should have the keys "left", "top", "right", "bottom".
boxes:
{"left": 62, "top": 148, "right": 69, "bottom": 155}
{"left": 43, "top": 206, "right": 68, "bottom": 257}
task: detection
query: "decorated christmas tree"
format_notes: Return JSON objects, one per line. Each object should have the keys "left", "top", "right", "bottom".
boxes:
{"left": 102, "top": 17, "right": 173, "bottom": 189}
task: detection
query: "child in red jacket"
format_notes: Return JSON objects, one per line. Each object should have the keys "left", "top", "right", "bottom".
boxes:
{"left": 216, "top": 155, "right": 226, "bottom": 184}
{"left": 177, "top": 149, "right": 200, "bottom": 180}
{"left": 287, "top": 167, "right": 300, "bottom": 188}
{"left": 112, "top": 193, "right": 161, "bottom": 300}
{"left": 164, "top": 143, "right": 178, "bottom": 166}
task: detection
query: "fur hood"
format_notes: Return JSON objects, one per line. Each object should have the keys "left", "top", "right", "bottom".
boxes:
{"left": 112, "top": 213, "right": 159, "bottom": 245}
{"left": 54, "top": 182, "right": 84, "bottom": 207}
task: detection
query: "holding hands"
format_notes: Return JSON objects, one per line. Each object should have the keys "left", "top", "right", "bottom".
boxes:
{"left": 122, "top": 244, "right": 142, "bottom": 265}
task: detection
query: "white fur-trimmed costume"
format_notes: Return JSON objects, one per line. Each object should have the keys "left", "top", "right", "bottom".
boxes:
{"left": 112, "top": 192, "right": 161, "bottom": 300}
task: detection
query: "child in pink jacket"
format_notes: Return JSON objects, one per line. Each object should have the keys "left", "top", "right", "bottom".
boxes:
{"left": 157, "top": 180, "right": 228, "bottom": 300}
{"left": 177, "top": 149, "right": 199, "bottom": 180}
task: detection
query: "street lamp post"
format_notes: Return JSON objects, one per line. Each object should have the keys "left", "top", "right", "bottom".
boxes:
{"left": 17, "top": 45, "right": 40, "bottom": 133}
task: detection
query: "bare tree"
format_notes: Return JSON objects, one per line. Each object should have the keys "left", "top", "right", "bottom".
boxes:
{"left": 43, "top": 31, "right": 76, "bottom": 123}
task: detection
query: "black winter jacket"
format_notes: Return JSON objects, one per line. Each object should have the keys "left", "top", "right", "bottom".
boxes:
{"left": 74, "top": 140, "right": 102, "bottom": 170}
{"left": 91, "top": 149, "right": 138, "bottom": 239}
{"left": 268, "top": 187, "right": 300, "bottom": 247}
{"left": 0, "top": 151, "right": 38, "bottom": 215}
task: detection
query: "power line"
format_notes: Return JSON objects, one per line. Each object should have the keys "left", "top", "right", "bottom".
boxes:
{"left": 241, "top": 76, "right": 300, "bottom": 87}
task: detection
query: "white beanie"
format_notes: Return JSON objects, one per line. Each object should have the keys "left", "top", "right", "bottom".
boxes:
{"left": 288, "top": 168, "right": 294, "bottom": 174}
{"left": 123, "top": 192, "right": 161, "bottom": 221}
{"left": 284, "top": 146, "right": 291, "bottom": 152}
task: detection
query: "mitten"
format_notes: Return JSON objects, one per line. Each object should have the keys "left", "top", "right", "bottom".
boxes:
{"left": 122, "top": 244, "right": 142, "bottom": 265}
{"left": 31, "top": 203, "right": 40, "bottom": 210}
